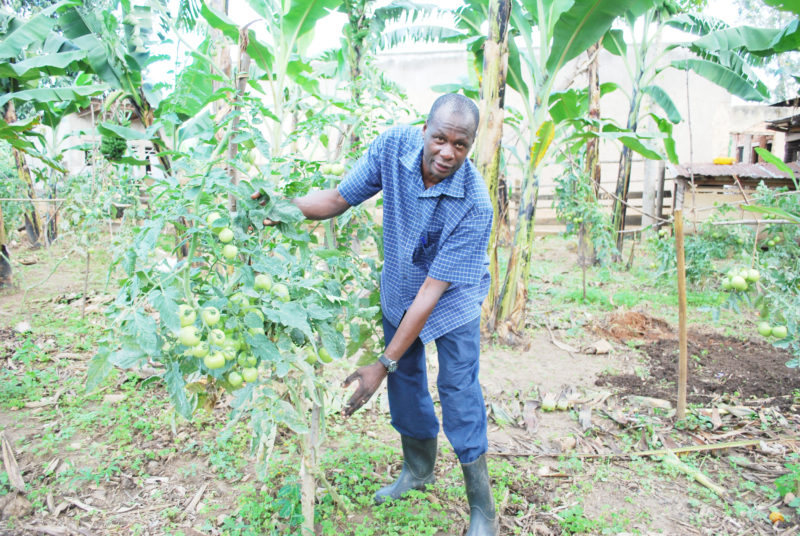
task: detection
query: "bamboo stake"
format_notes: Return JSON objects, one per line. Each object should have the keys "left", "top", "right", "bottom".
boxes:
{"left": 674, "top": 179, "right": 688, "bottom": 420}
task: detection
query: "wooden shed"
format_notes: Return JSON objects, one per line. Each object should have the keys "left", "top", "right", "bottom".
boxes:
{"left": 668, "top": 162, "right": 800, "bottom": 224}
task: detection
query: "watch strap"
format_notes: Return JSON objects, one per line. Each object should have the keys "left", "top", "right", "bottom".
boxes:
{"left": 378, "top": 353, "right": 398, "bottom": 373}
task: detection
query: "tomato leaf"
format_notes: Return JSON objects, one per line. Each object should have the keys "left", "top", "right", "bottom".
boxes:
{"left": 109, "top": 347, "right": 147, "bottom": 368}
{"left": 163, "top": 361, "right": 196, "bottom": 420}
{"left": 150, "top": 290, "right": 180, "bottom": 335}
{"left": 272, "top": 302, "right": 313, "bottom": 341}
{"left": 267, "top": 199, "right": 304, "bottom": 223}
{"left": 317, "top": 322, "right": 345, "bottom": 359}
{"left": 85, "top": 347, "right": 114, "bottom": 392}
{"left": 273, "top": 400, "right": 308, "bottom": 434}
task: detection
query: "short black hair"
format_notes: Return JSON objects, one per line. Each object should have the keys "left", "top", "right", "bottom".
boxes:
{"left": 428, "top": 94, "right": 480, "bottom": 136}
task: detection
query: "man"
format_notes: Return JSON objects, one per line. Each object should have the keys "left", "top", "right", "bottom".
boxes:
{"left": 263, "top": 94, "right": 496, "bottom": 535}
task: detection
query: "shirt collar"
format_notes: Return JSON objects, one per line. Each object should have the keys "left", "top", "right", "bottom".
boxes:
{"left": 400, "top": 144, "right": 467, "bottom": 200}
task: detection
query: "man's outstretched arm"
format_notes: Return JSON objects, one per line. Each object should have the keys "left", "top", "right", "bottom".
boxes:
{"left": 342, "top": 276, "right": 451, "bottom": 417}
{"left": 252, "top": 187, "right": 351, "bottom": 223}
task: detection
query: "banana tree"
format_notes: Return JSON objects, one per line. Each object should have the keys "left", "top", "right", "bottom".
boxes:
{"left": 606, "top": 2, "right": 776, "bottom": 251}
{"left": 470, "top": 0, "right": 659, "bottom": 336}
{"left": 0, "top": 0, "right": 107, "bottom": 260}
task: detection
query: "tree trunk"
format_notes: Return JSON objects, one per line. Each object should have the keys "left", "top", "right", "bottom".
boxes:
{"left": 0, "top": 201, "right": 10, "bottom": 286}
{"left": 475, "top": 0, "right": 512, "bottom": 332}
{"left": 579, "top": 42, "right": 602, "bottom": 268}
{"left": 5, "top": 102, "right": 45, "bottom": 248}
{"left": 494, "top": 168, "right": 539, "bottom": 339}
{"left": 611, "top": 87, "right": 641, "bottom": 253}
{"left": 227, "top": 41, "right": 252, "bottom": 213}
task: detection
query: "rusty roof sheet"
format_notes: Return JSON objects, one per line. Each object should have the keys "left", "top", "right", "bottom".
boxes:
{"left": 669, "top": 162, "right": 800, "bottom": 180}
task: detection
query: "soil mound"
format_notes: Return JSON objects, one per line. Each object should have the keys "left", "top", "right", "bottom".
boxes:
{"left": 597, "top": 330, "right": 799, "bottom": 408}
{"left": 592, "top": 310, "right": 673, "bottom": 341}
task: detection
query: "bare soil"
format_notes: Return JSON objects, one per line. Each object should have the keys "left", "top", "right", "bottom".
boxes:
{"left": 1, "top": 238, "right": 799, "bottom": 536}
{"left": 595, "top": 312, "right": 800, "bottom": 410}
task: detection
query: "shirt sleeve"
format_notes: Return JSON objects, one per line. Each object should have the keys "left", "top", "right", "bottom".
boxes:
{"left": 337, "top": 132, "right": 385, "bottom": 207}
{"left": 428, "top": 204, "right": 492, "bottom": 287}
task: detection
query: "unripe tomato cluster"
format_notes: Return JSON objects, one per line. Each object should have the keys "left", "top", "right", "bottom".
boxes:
{"left": 157, "top": 207, "right": 348, "bottom": 394}
{"left": 757, "top": 322, "right": 788, "bottom": 339}
{"left": 319, "top": 162, "right": 346, "bottom": 176}
{"left": 720, "top": 267, "right": 760, "bottom": 292}
{"left": 719, "top": 266, "right": 791, "bottom": 342}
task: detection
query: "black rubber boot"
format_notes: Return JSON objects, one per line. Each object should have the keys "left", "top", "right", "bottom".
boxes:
{"left": 374, "top": 435, "right": 437, "bottom": 504}
{"left": 462, "top": 454, "right": 497, "bottom": 536}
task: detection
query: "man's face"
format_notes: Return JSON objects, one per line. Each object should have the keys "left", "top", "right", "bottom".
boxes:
{"left": 421, "top": 108, "right": 476, "bottom": 186}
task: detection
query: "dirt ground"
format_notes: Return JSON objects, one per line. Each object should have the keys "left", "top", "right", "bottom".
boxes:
{"left": 596, "top": 311, "right": 800, "bottom": 409}
{"left": 1, "top": 237, "right": 799, "bottom": 536}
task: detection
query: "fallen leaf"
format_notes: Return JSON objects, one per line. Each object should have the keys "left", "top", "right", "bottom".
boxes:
{"left": 1, "top": 432, "right": 25, "bottom": 492}
{"left": 586, "top": 339, "right": 613, "bottom": 354}
{"left": 523, "top": 401, "right": 539, "bottom": 434}
{"left": 578, "top": 406, "right": 593, "bottom": 431}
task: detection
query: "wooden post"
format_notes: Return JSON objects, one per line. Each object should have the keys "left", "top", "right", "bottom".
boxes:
{"left": 674, "top": 179, "right": 688, "bottom": 420}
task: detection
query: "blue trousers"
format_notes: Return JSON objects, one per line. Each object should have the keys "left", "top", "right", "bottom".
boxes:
{"left": 383, "top": 315, "right": 488, "bottom": 464}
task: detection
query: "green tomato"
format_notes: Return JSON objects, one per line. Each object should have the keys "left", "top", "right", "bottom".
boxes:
{"left": 254, "top": 273, "right": 273, "bottom": 291}
{"left": 227, "top": 371, "right": 243, "bottom": 388}
{"left": 230, "top": 293, "right": 250, "bottom": 308}
{"left": 721, "top": 277, "right": 732, "bottom": 290}
{"left": 730, "top": 275, "right": 748, "bottom": 291}
{"left": 178, "top": 326, "right": 201, "bottom": 347}
{"left": 246, "top": 354, "right": 257, "bottom": 367}
{"left": 179, "top": 304, "right": 196, "bottom": 327}
{"left": 218, "top": 228, "right": 234, "bottom": 243}
{"left": 319, "top": 163, "right": 333, "bottom": 174}
{"left": 209, "top": 329, "right": 226, "bottom": 346}
{"left": 331, "top": 163, "right": 346, "bottom": 176}
{"left": 768, "top": 240, "right": 776, "bottom": 247}
{"left": 204, "top": 351, "right": 226, "bottom": 370}
{"left": 207, "top": 212, "right": 222, "bottom": 226}
{"left": 305, "top": 349, "right": 317, "bottom": 365}
{"left": 222, "top": 244, "right": 238, "bottom": 260}
{"left": 318, "top": 347, "right": 333, "bottom": 364}
{"left": 772, "top": 325, "right": 788, "bottom": 339}
{"left": 746, "top": 269, "right": 760, "bottom": 283}
{"left": 242, "top": 367, "right": 258, "bottom": 383}
{"left": 272, "top": 283, "right": 290, "bottom": 302}
{"left": 201, "top": 306, "right": 220, "bottom": 326}
{"left": 189, "top": 341, "right": 210, "bottom": 358}
{"left": 237, "top": 353, "right": 248, "bottom": 367}
{"left": 757, "top": 322, "right": 772, "bottom": 337}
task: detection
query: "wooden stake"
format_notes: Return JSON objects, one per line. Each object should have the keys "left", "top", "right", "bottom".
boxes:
{"left": 674, "top": 180, "right": 688, "bottom": 420}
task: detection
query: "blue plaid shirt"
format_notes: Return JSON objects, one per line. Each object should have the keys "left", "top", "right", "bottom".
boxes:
{"left": 338, "top": 125, "right": 492, "bottom": 343}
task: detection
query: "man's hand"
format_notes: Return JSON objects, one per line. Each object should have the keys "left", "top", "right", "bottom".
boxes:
{"left": 250, "top": 191, "right": 279, "bottom": 226}
{"left": 342, "top": 361, "right": 387, "bottom": 417}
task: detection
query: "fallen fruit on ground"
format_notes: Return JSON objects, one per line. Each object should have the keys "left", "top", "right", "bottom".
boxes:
{"left": 769, "top": 511, "right": 784, "bottom": 524}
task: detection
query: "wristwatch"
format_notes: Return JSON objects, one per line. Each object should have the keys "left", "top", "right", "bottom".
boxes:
{"left": 378, "top": 354, "right": 398, "bottom": 373}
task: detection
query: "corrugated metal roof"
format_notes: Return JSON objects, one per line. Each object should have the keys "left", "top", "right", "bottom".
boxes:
{"left": 669, "top": 162, "right": 800, "bottom": 180}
